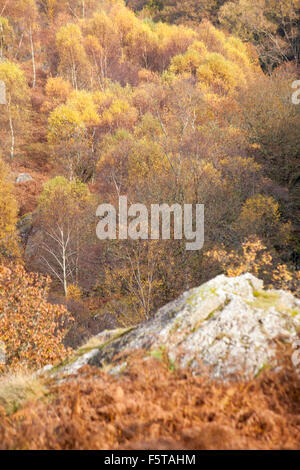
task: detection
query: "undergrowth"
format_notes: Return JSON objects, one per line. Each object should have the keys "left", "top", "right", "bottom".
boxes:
{"left": 0, "top": 347, "right": 299, "bottom": 450}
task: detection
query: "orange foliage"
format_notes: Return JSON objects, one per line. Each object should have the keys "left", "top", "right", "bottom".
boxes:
{"left": 207, "top": 236, "right": 299, "bottom": 294}
{"left": 0, "top": 265, "right": 73, "bottom": 371}
{"left": 0, "top": 348, "right": 299, "bottom": 449}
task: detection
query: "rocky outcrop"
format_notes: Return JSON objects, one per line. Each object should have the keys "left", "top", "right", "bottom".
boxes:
{"left": 17, "top": 214, "right": 33, "bottom": 245}
{"left": 53, "top": 274, "right": 300, "bottom": 381}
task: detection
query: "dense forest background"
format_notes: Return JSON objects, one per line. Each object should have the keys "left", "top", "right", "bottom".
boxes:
{"left": 0, "top": 0, "right": 299, "bottom": 370}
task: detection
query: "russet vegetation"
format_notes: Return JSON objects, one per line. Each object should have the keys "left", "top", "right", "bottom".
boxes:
{"left": 0, "top": 349, "right": 300, "bottom": 450}
{"left": 0, "top": 0, "right": 298, "bottom": 368}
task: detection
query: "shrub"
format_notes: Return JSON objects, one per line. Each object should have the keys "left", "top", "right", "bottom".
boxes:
{"left": 0, "top": 265, "right": 73, "bottom": 372}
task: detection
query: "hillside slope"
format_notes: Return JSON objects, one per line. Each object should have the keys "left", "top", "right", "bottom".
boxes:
{"left": 0, "top": 273, "right": 300, "bottom": 450}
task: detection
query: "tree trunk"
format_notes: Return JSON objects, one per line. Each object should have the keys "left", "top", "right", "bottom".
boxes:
{"left": 0, "top": 22, "right": 3, "bottom": 59}
{"left": 8, "top": 108, "right": 15, "bottom": 160}
{"left": 62, "top": 236, "right": 68, "bottom": 297}
{"left": 29, "top": 26, "right": 36, "bottom": 89}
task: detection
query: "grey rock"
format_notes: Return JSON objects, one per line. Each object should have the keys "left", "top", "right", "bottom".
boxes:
{"left": 0, "top": 79, "right": 6, "bottom": 105}
{"left": 53, "top": 274, "right": 300, "bottom": 380}
{"left": 0, "top": 341, "right": 5, "bottom": 366}
{"left": 16, "top": 173, "right": 33, "bottom": 184}
{"left": 17, "top": 214, "right": 33, "bottom": 244}
{"left": 24, "top": 228, "right": 43, "bottom": 260}
{"left": 35, "top": 364, "right": 53, "bottom": 377}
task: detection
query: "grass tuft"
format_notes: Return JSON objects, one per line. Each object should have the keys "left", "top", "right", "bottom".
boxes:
{"left": 0, "top": 370, "right": 48, "bottom": 415}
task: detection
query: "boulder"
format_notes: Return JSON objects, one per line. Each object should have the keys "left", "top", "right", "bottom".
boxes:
{"left": 53, "top": 274, "right": 300, "bottom": 380}
{"left": 0, "top": 341, "right": 5, "bottom": 366}
{"left": 24, "top": 227, "right": 43, "bottom": 261}
{"left": 0, "top": 79, "right": 6, "bottom": 105}
{"left": 17, "top": 213, "right": 33, "bottom": 244}
{"left": 16, "top": 173, "right": 33, "bottom": 184}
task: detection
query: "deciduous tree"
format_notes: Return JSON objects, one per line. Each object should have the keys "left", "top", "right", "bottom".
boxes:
{"left": 0, "top": 61, "right": 30, "bottom": 160}
{"left": 37, "top": 177, "right": 96, "bottom": 296}
{"left": 0, "top": 158, "right": 20, "bottom": 260}
{"left": 0, "top": 264, "right": 72, "bottom": 371}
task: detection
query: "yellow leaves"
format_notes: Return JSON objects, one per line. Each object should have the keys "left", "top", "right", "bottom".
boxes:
{"left": 0, "top": 61, "right": 28, "bottom": 103}
{"left": 39, "top": 176, "right": 92, "bottom": 210}
{"left": 220, "top": 155, "right": 261, "bottom": 180}
{"left": 84, "top": 34, "right": 103, "bottom": 55}
{"left": 56, "top": 23, "right": 83, "bottom": 51}
{"left": 0, "top": 16, "right": 12, "bottom": 33}
{"left": 0, "top": 61, "right": 30, "bottom": 158}
{"left": 42, "top": 77, "right": 73, "bottom": 113}
{"left": 128, "top": 137, "right": 169, "bottom": 184}
{"left": 56, "top": 23, "right": 88, "bottom": 87}
{"left": 250, "top": 143, "right": 261, "bottom": 150}
{"left": 167, "top": 22, "right": 253, "bottom": 96}
{"left": 158, "top": 22, "right": 196, "bottom": 48}
{"left": 67, "top": 90, "right": 100, "bottom": 126}
{"left": 224, "top": 42, "right": 252, "bottom": 70}
{"left": 226, "top": 36, "right": 248, "bottom": 56}
{"left": 240, "top": 237, "right": 272, "bottom": 275}
{"left": 83, "top": 11, "right": 116, "bottom": 48}
{"left": 47, "top": 103, "right": 84, "bottom": 144}
{"left": 45, "top": 0, "right": 58, "bottom": 21}
{"left": 0, "top": 158, "right": 20, "bottom": 261}
{"left": 197, "top": 52, "right": 245, "bottom": 93}
{"left": 46, "top": 77, "right": 72, "bottom": 98}
{"left": 92, "top": 89, "right": 112, "bottom": 107}
{"left": 126, "top": 21, "right": 158, "bottom": 67}
{"left": 47, "top": 89, "right": 100, "bottom": 144}
{"left": 0, "top": 16, "right": 13, "bottom": 50}
{"left": 209, "top": 238, "right": 263, "bottom": 277}
{"left": 241, "top": 195, "right": 280, "bottom": 221}
{"left": 190, "top": 40, "right": 209, "bottom": 57}
{"left": 94, "top": 82, "right": 133, "bottom": 106}
{"left": 67, "top": 283, "right": 82, "bottom": 301}
{"left": 198, "top": 20, "right": 227, "bottom": 52}
{"left": 108, "top": 6, "right": 197, "bottom": 69}
{"left": 169, "top": 42, "right": 207, "bottom": 76}
{"left": 102, "top": 99, "right": 138, "bottom": 130}
{"left": 237, "top": 194, "right": 281, "bottom": 240}
{"left": 207, "top": 236, "right": 299, "bottom": 292}
{"left": 111, "top": 2, "right": 139, "bottom": 43}
{"left": 272, "top": 264, "right": 293, "bottom": 288}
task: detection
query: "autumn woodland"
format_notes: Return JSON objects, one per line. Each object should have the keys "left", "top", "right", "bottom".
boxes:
{"left": 0, "top": 0, "right": 299, "bottom": 451}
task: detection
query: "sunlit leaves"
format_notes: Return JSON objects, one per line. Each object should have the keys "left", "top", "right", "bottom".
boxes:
{"left": 0, "top": 265, "right": 72, "bottom": 371}
{"left": 0, "top": 159, "right": 20, "bottom": 260}
{"left": 56, "top": 23, "right": 88, "bottom": 88}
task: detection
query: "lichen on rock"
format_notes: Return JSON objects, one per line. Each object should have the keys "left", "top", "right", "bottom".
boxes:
{"left": 52, "top": 274, "right": 300, "bottom": 381}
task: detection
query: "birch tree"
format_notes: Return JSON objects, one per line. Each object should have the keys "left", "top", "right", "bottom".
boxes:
{"left": 56, "top": 23, "right": 88, "bottom": 89}
{"left": 37, "top": 177, "right": 95, "bottom": 296}
{"left": 0, "top": 60, "right": 29, "bottom": 160}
